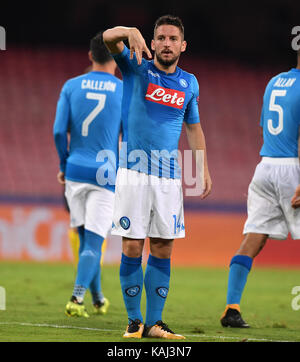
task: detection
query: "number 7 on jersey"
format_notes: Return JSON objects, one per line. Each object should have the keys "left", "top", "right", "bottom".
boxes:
{"left": 82, "top": 92, "right": 107, "bottom": 136}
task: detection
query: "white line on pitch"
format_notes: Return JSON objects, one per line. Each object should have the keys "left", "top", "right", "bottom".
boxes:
{"left": 0, "top": 321, "right": 116, "bottom": 332}
{"left": 0, "top": 322, "right": 291, "bottom": 342}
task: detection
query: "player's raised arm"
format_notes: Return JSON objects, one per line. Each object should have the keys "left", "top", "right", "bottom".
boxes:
{"left": 103, "top": 26, "right": 152, "bottom": 65}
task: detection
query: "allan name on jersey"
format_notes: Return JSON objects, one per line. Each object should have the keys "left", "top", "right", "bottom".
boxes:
{"left": 145, "top": 83, "right": 185, "bottom": 109}
{"left": 274, "top": 77, "right": 296, "bottom": 87}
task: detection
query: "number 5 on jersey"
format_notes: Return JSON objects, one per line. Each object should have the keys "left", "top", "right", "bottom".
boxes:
{"left": 82, "top": 92, "right": 107, "bottom": 136}
{"left": 267, "top": 89, "right": 286, "bottom": 135}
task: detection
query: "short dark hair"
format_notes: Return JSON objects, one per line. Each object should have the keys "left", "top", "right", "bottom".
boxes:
{"left": 90, "top": 32, "right": 113, "bottom": 64}
{"left": 154, "top": 15, "right": 184, "bottom": 38}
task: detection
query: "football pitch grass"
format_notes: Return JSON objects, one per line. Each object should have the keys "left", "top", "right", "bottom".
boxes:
{"left": 0, "top": 261, "right": 299, "bottom": 342}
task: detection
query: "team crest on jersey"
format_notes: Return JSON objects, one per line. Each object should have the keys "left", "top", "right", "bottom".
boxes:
{"left": 145, "top": 83, "right": 185, "bottom": 109}
{"left": 125, "top": 285, "right": 140, "bottom": 297}
{"left": 179, "top": 78, "right": 188, "bottom": 88}
{"left": 120, "top": 216, "right": 130, "bottom": 230}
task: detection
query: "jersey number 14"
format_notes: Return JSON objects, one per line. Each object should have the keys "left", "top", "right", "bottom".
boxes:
{"left": 267, "top": 89, "right": 287, "bottom": 135}
{"left": 82, "top": 92, "right": 107, "bottom": 136}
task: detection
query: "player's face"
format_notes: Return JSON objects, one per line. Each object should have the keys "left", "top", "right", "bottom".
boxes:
{"left": 151, "top": 25, "right": 186, "bottom": 67}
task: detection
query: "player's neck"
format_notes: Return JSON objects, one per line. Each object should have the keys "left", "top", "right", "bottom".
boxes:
{"left": 296, "top": 56, "right": 300, "bottom": 69}
{"left": 153, "top": 58, "right": 178, "bottom": 75}
{"left": 91, "top": 62, "right": 116, "bottom": 75}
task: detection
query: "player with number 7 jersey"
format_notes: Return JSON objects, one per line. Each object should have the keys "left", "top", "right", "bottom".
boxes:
{"left": 54, "top": 62, "right": 122, "bottom": 190}
{"left": 53, "top": 32, "right": 122, "bottom": 318}
{"left": 220, "top": 56, "right": 300, "bottom": 329}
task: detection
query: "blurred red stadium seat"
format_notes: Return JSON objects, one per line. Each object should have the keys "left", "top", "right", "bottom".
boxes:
{"left": 0, "top": 47, "right": 279, "bottom": 205}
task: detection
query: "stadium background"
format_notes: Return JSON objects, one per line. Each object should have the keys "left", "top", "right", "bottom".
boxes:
{"left": 1, "top": 0, "right": 300, "bottom": 268}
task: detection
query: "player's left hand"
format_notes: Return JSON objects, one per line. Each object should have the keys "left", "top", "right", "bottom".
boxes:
{"left": 57, "top": 171, "right": 65, "bottom": 185}
{"left": 291, "top": 185, "right": 300, "bottom": 209}
{"left": 200, "top": 170, "right": 212, "bottom": 199}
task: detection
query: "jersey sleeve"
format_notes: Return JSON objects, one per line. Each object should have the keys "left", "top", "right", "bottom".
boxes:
{"left": 53, "top": 81, "right": 70, "bottom": 173}
{"left": 259, "top": 103, "right": 265, "bottom": 128}
{"left": 260, "top": 87, "right": 268, "bottom": 128}
{"left": 184, "top": 75, "right": 201, "bottom": 124}
{"left": 112, "top": 44, "right": 147, "bottom": 76}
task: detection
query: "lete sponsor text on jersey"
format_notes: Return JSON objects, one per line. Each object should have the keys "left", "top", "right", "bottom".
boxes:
{"left": 145, "top": 83, "right": 185, "bottom": 109}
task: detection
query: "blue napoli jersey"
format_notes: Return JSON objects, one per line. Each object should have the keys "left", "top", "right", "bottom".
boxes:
{"left": 113, "top": 45, "right": 200, "bottom": 178}
{"left": 53, "top": 71, "right": 123, "bottom": 191}
{"left": 260, "top": 68, "right": 300, "bottom": 158}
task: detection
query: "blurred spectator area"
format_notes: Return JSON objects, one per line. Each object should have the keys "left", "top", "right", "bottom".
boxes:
{"left": 0, "top": 47, "right": 285, "bottom": 208}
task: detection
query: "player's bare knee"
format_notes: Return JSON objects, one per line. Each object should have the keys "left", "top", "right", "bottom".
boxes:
{"left": 122, "top": 238, "right": 144, "bottom": 258}
{"left": 150, "top": 238, "right": 173, "bottom": 259}
{"left": 237, "top": 233, "right": 268, "bottom": 258}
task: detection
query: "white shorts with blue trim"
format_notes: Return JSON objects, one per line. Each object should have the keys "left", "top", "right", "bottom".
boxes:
{"left": 65, "top": 180, "right": 115, "bottom": 238}
{"left": 111, "top": 168, "right": 185, "bottom": 239}
{"left": 243, "top": 157, "right": 300, "bottom": 240}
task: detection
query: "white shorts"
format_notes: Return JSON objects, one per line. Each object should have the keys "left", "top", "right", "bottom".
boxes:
{"left": 65, "top": 180, "right": 115, "bottom": 238}
{"left": 111, "top": 168, "right": 185, "bottom": 239}
{"left": 243, "top": 157, "right": 300, "bottom": 240}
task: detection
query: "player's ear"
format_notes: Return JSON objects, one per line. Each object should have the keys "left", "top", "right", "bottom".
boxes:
{"left": 181, "top": 40, "right": 187, "bottom": 53}
{"left": 88, "top": 50, "right": 93, "bottom": 62}
{"left": 151, "top": 39, "right": 155, "bottom": 51}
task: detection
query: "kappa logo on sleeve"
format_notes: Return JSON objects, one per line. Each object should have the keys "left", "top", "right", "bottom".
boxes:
{"left": 145, "top": 83, "right": 185, "bottom": 109}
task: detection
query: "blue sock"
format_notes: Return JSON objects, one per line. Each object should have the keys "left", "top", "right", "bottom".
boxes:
{"left": 226, "top": 255, "right": 253, "bottom": 305}
{"left": 144, "top": 254, "right": 170, "bottom": 326}
{"left": 119, "top": 253, "right": 143, "bottom": 323}
{"left": 77, "top": 226, "right": 85, "bottom": 255}
{"left": 73, "top": 229, "right": 104, "bottom": 301}
{"left": 89, "top": 265, "right": 104, "bottom": 304}
{"left": 77, "top": 227, "right": 104, "bottom": 303}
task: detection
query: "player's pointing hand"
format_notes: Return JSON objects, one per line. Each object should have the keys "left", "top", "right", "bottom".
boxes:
{"left": 128, "top": 28, "right": 152, "bottom": 65}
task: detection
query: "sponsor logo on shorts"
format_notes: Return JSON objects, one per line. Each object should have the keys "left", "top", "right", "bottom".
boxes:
{"left": 156, "top": 287, "right": 169, "bottom": 298}
{"left": 145, "top": 83, "right": 185, "bottom": 109}
{"left": 120, "top": 216, "right": 130, "bottom": 230}
{"left": 125, "top": 285, "right": 140, "bottom": 297}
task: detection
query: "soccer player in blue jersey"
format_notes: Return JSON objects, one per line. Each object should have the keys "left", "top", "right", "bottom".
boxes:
{"left": 221, "top": 50, "right": 300, "bottom": 328}
{"left": 103, "top": 15, "right": 212, "bottom": 339}
{"left": 53, "top": 32, "right": 123, "bottom": 317}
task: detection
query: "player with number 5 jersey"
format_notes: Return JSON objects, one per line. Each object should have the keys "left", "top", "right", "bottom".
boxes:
{"left": 53, "top": 32, "right": 122, "bottom": 318}
{"left": 220, "top": 50, "right": 300, "bottom": 329}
